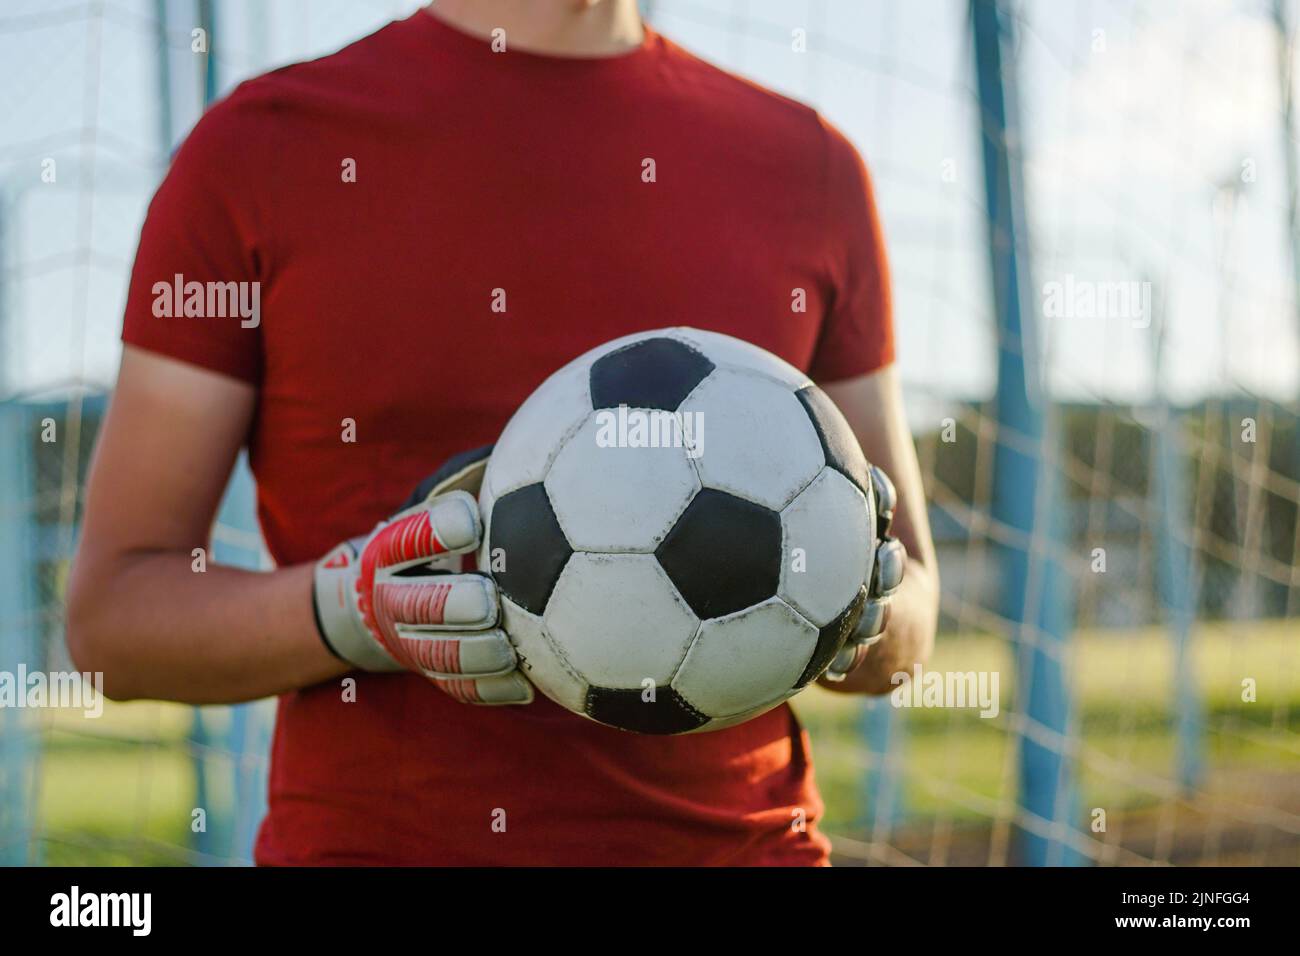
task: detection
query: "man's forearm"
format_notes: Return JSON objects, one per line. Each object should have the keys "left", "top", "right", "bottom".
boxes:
{"left": 67, "top": 552, "right": 349, "bottom": 704}
{"left": 820, "top": 560, "right": 939, "bottom": 696}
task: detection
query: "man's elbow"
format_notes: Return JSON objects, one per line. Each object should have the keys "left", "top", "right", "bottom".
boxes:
{"left": 65, "top": 563, "right": 138, "bottom": 702}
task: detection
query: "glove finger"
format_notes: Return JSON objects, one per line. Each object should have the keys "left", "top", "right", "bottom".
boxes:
{"left": 373, "top": 572, "right": 498, "bottom": 634}
{"left": 366, "top": 491, "right": 482, "bottom": 573}
{"left": 824, "top": 642, "right": 871, "bottom": 682}
{"left": 424, "top": 550, "right": 466, "bottom": 573}
{"left": 869, "top": 464, "right": 897, "bottom": 534}
{"left": 853, "top": 599, "right": 891, "bottom": 643}
{"left": 433, "top": 672, "right": 534, "bottom": 706}
{"left": 394, "top": 627, "right": 516, "bottom": 680}
{"left": 872, "top": 537, "right": 906, "bottom": 597}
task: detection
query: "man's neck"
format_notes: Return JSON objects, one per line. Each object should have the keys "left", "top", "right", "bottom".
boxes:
{"left": 426, "top": 0, "right": 644, "bottom": 58}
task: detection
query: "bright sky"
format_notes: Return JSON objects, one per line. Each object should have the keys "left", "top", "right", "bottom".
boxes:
{"left": 1, "top": 0, "right": 1296, "bottom": 414}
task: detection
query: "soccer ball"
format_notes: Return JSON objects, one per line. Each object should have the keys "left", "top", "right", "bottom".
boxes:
{"left": 479, "top": 328, "right": 876, "bottom": 733}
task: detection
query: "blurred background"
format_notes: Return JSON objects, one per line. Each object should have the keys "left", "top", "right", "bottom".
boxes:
{"left": 1, "top": 0, "right": 1298, "bottom": 866}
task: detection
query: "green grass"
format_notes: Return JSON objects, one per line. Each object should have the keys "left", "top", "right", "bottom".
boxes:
{"left": 27, "top": 620, "right": 1300, "bottom": 863}
{"left": 38, "top": 749, "right": 196, "bottom": 866}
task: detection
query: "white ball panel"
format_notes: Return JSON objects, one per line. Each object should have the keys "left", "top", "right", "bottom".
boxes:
{"left": 486, "top": 357, "right": 592, "bottom": 497}
{"left": 669, "top": 327, "right": 810, "bottom": 389}
{"left": 678, "top": 368, "right": 824, "bottom": 510}
{"left": 543, "top": 553, "right": 700, "bottom": 688}
{"left": 500, "top": 595, "right": 588, "bottom": 713}
{"left": 779, "top": 467, "right": 873, "bottom": 627}
{"left": 671, "top": 598, "right": 817, "bottom": 717}
{"left": 545, "top": 414, "right": 699, "bottom": 552}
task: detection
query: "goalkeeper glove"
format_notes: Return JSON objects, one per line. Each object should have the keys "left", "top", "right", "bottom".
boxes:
{"left": 823, "top": 463, "right": 907, "bottom": 682}
{"left": 311, "top": 445, "right": 532, "bottom": 704}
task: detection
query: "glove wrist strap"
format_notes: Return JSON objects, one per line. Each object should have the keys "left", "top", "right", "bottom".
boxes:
{"left": 312, "top": 540, "right": 403, "bottom": 672}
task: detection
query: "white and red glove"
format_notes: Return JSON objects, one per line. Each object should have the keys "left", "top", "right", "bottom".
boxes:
{"left": 312, "top": 446, "right": 532, "bottom": 704}
{"left": 823, "top": 463, "right": 907, "bottom": 681}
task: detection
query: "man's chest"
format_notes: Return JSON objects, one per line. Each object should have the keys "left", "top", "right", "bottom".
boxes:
{"left": 254, "top": 168, "right": 832, "bottom": 440}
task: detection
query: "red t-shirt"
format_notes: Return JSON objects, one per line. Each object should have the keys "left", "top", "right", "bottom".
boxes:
{"left": 122, "top": 10, "right": 893, "bottom": 865}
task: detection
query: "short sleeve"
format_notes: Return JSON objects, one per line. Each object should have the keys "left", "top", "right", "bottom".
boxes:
{"left": 806, "top": 117, "right": 895, "bottom": 383}
{"left": 121, "top": 94, "right": 266, "bottom": 383}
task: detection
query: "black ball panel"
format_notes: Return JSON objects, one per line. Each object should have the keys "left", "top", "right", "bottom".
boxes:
{"left": 589, "top": 337, "right": 716, "bottom": 411}
{"left": 586, "top": 685, "right": 710, "bottom": 734}
{"left": 488, "top": 483, "right": 573, "bottom": 616}
{"left": 795, "top": 585, "right": 866, "bottom": 688}
{"left": 655, "top": 488, "right": 782, "bottom": 619}
{"left": 795, "top": 385, "right": 873, "bottom": 498}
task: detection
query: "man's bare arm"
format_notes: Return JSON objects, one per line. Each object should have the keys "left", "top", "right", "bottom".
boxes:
{"left": 819, "top": 365, "right": 939, "bottom": 695}
{"left": 66, "top": 346, "right": 349, "bottom": 703}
